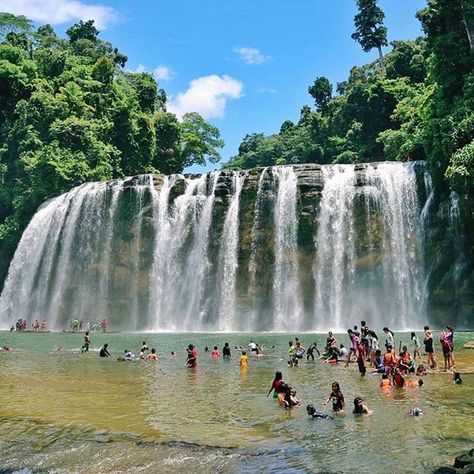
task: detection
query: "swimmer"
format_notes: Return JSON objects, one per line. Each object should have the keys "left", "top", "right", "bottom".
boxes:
{"left": 453, "top": 372, "right": 462, "bottom": 385}
{"left": 409, "top": 407, "right": 424, "bottom": 416}
{"left": 404, "top": 379, "right": 424, "bottom": 388}
{"left": 306, "top": 404, "right": 333, "bottom": 420}
{"left": 171, "top": 351, "right": 176, "bottom": 356}
{"left": 211, "top": 346, "right": 220, "bottom": 358}
{"left": 416, "top": 364, "right": 427, "bottom": 376}
{"left": 352, "top": 397, "right": 372, "bottom": 415}
{"left": 145, "top": 348, "right": 158, "bottom": 361}
{"left": 323, "top": 381, "right": 345, "bottom": 413}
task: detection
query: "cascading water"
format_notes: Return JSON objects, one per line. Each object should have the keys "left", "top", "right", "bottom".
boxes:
{"left": 313, "top": 165, "right": 358, "bottom": 331}
{"left": 0, "top": 162, "right": 432, "bottom": 331}
{"left": 273, "top": 166, "right": 302, "bottom": 331}
{"left": 218, "top": 173, "right": 244, "bottom": 331}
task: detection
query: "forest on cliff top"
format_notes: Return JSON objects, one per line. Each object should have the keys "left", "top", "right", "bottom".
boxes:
{"left": 0, "top": 0, "right": 473, "bottom": 286}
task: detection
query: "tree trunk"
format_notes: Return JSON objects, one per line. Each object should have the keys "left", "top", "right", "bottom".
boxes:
{"left": 377, "top": 45, "right": 385, "bottom": 70}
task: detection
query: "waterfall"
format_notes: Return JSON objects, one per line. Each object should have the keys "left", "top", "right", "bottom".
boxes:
{"left": 273, "top": 166, "right": 302, "bottom": 331}
{"left": 0, "top": 163, "right": 431, "bottom": 332}
{"left": 313, "top": 165, "right": 357, "bottom": 331}
{"left": 218, "top": 173, "right": 244, "bottom": 331}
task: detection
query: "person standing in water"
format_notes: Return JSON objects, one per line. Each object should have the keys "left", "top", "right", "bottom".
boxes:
{"left": 82, "top": 331, "right": 91, "bottom": 353}
{"left": 222, "top": 342, "right": 231, "bottom": 359}
{"left": 410, "top": 332, "right": 421, "bottom": 361}
{"left": 423, "top": 326, "right": 437, "bottom": 369}
{"left": 145, "top": 348, "right": 158, "bottom": 361}
{"left": 186, "top": 344, "right": 198, "bottom": 368}
{"left": 323, "top": 382, "right": 345, "bottom": 413}
{"left": 267, "top": 371, "right": 284, "bottom": 398}
{"left": 240, "top": 350, "right": 248, "bottom": 367}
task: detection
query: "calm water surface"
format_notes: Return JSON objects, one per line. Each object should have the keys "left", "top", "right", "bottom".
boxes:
{"left": 0, "top": 331, "right": 473, "bottom": 473}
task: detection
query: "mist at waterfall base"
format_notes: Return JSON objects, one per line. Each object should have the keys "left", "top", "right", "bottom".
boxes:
{"left": 0, "top": 162, "right": 433, "bottom": 332}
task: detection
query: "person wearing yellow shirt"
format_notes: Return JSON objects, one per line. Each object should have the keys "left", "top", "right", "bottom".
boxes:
{"left": 240, "top": 350, "right": 248, "bottom": 367}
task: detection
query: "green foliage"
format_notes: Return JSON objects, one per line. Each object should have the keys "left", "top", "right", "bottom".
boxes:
{"left": 227, "top": 0, "right": 474, "bottom": 205}
{"left": 308, "top": 77, "right": 332, "bottom": 112}
{"left": 0, "top": 14, "right": 224, "bottom": 285}
{"left": 446, "top": 140, "right": 474, "bottom": 194}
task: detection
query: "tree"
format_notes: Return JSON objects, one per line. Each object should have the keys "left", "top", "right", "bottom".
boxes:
{"left": 351, "top": 0, "right": 388, "bottom": 69}
{"left": 0, "top": 13, "right": 32, "bottom": 41}
{"left": 308, "top": 77, "right": 332, "bottom": 112}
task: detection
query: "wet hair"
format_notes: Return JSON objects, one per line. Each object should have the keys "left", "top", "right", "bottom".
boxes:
{"left": 353, "top": 325, "right": 358, "bottom": 330}
{"left": 369, "top": 330, "right": 378, "bottom": 339}
{"left": 453, "top": 372, "right": 462, "bottom": 383}
{"left": 242, "top": 350, "right": 246, "bottom": 355}
{"left": 288, "top": 341, "right": 293, "bottom": 346}
{"left": 151, "top": 348, "right": 156, "bottom": 354}
{"left": 224, "top": 342, "right": 229, "bottom": 347}
{"left": 275, "top": 371, "right": 283, "bottom": 380}
{"left": 381, "top": 373, "right": 388, "bottom": 379}
{"left": 424, "top": 326, "right": 429, "bottom": 330}
{"left": 142, "top": 341, "right": 146, "bottom": 345}
{"left": 402, "top": 345, "right": 408, "bottom": 352}
{"left": 306, "top": 404, "right": 316, "bottom": 416}
{"left": 188, "top": 344, "right": 193, "bottom": 350}
{"left": 331, "top": 381, "right": 340, "bottom": 390}
{"left": 376, "top": 349, "right": 382, "bottom": 356}
{"left": 213, "top": 346, "right": 218, "bottom": 350}
{"left": 361, "top": 321, "right": 366, "bottom": 326}
{"left": 104, "top": 343, "right": 108, "bottom": 348}
{"left": 418, "top": 379, "right": 424, "bottom": 386}
{"left": 410, "top": 332, "right": 416, "bottom": 338}
{"left": 339, "top": 344, "right": 345, "bottom": 348}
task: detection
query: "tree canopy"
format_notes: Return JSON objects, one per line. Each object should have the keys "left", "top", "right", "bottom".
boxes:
{"left": 0, "top": 14, "right": 224, "bottom": 284}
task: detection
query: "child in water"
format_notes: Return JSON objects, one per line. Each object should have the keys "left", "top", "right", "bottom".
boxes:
{"left": 306, "top": 404, "right": 333, "bottom": 420}
{"left": 453, "top": 372, "right": 462, "bottom": 385}
{"left": 267, "top": 371, "right": 284, "bottom": 398}
{"left": 240, "top": 350, "right": 248, "bottom": 367}
{"left": 211, "top": 346, "right": 220, "bottom": 358}
{"left": 352, "top": 397, "right": 372, "bottom": 415}
{"left": 323, "top": 382, "right": 345, "bottom": 413}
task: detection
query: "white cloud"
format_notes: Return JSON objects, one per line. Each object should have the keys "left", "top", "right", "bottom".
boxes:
{"left": 129, "top": 64, "right": 146, "bottom": 73}
{"left": 2, "top": 0, "right": 118, "bottom": 30}
{"left": 168, "top": 75, "right": 243, "bottom": 119}
{"left": 234, "top": 47, "right": 271, "bottom": 65}
{"left": 257, "top": 87, "right": 277, "bottom": 94}
{"left": 153, "top": 65, "right": 173, "bottom": 81}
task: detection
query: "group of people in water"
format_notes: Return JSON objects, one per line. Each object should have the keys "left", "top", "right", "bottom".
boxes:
{"left": 73, "top": 321, "right": 462, "bottom": 418}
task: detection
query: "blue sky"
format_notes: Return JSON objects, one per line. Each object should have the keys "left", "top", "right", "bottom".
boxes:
{"left": 4, "top": 0, "right": 427, "bottom": 172}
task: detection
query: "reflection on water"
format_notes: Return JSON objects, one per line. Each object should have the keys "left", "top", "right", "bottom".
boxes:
{"left": 0, "top": 332, "right": 473, "bottom": 473}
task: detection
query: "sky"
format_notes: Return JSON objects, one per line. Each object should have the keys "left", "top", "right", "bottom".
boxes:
{"left": 2, "top": 0, "right": 427, "bottom": 172}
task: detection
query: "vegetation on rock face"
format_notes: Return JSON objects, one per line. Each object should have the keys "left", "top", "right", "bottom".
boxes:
{"left": 0, "top": 17, "right": 223, "bottom": 284}
{"left": 225, "top": 0, "right": 474, "bottom": 200}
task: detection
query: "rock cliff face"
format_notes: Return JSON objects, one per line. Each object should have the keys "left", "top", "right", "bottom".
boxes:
{"left": 0, "top": 162, "right": 472, "bottom": 330}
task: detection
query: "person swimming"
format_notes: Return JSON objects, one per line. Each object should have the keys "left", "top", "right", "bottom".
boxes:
{"left": 453, "top": 372, "right": 462, "bottom": 385}
{"left": 409, "top": 407, "right": 424, "bottom": 416}
{"left": 352, "top": 397, "right": 372, "bottom": 415}
{"left": 306, "top": 404, "right": 333, "bottom": 420}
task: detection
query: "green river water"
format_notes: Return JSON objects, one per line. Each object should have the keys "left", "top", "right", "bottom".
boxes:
{"left": 0, "top": 331, "right": 473, "bottom": 473}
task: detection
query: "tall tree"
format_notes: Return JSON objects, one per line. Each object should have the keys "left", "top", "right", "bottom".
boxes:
{"left": 308, "top": 76, "right": 332, "bottom": 112}
{"left": 351, "top": 0, "right": 388, "bottom": 69}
